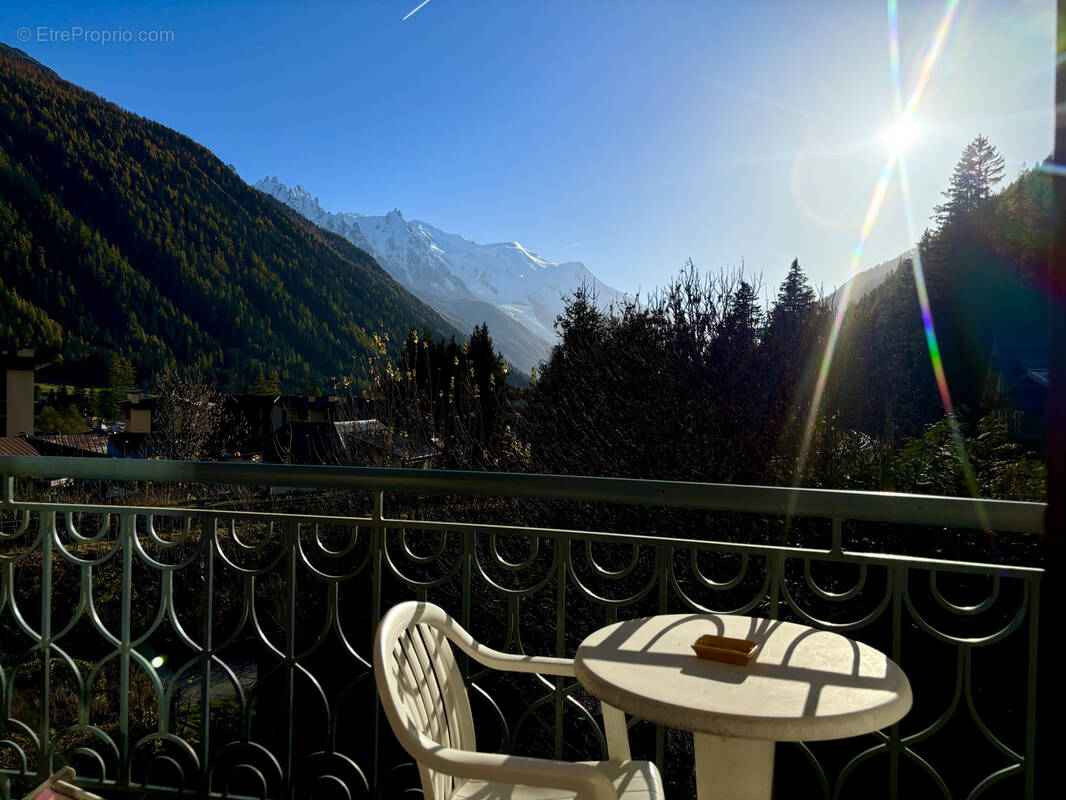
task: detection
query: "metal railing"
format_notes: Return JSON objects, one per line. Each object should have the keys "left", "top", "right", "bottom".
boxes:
{"left": 0, "top": 456, "right": 1046, "bottom": 799}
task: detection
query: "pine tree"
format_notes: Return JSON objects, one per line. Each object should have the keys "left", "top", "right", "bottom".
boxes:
{"left": 718, "top": 280, "right": 761, "bottom": 348}
{"left": 250, "top": 371, "right": 269, "bottom": 395}
{"left": 774, "top": 259, "right": 816, "bottom": 317}
{"left": 249, "top": 369, "right": 281, "bottom": 395}
{"left": 266, "top": 368, "right": 282, "bottom": 394}
{"left": 934, "top": 135, "right": 1006, "bottom": 227}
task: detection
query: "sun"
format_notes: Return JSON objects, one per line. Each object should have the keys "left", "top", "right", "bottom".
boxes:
{"left": 881, "top": 115, "right": 923, "bottom": 156}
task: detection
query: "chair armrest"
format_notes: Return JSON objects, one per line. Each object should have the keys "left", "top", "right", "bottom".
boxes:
{"left": 433, "top": 612, "right": 575, "bottom": 677}
{"left": 464, "top": 645, "right": 575, "bottom": 677}
{"left": 23, "top": 768, "right": 75, "bottom": 800}
{"left": 53, "top": 780, "right": 103, "bottom": 800}
{"left": 423, "top": 745, "right": 618, "bottom": 800}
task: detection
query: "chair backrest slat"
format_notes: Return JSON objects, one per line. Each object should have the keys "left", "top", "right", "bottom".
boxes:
{"left": 422, "top": 623, "right": 477, "bottom": 753}
{"left": 376, "top": 604, "right": 478, "bottom": 800}
{"left": 408, "top": 625, "right": 451, "bottom": 748}
{"left": 393, "top": 643, "right": 434, "bottom": 741}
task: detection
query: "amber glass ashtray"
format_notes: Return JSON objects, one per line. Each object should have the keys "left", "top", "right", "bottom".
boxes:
{"left": 691, "top": 634, "right": 759, "bottom": 665}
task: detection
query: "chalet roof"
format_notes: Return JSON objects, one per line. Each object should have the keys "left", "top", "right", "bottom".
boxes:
{"left": 1025, "top": 368, "right": 1049, "bottom": 388}
{"left": 990, "top": 333, "right": 1048, "bottom": 389}
{"left": 0, "top": 350, "right": 35, "bottom": 371}
{"left": 289, "top": 394, "right": 341, "bottom": 410}
{"left": 119, "top": 393, "right": 158, "bottom": 410}
{"left": 265, "top": 420, "right": 438, "bottom": 465}
{"left": 334, "top": 420, "right": 438, "bottom": 462}
{"left": 29, "top": 433, "right": 110, "bottom": 457}
{"left": 0, "top": 436, "right": 40, "bottom": 457}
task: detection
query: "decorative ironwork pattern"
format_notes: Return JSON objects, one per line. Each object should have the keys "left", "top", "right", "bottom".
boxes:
{"left": 0, "top": 457, "right": 1045, "bottom": 799}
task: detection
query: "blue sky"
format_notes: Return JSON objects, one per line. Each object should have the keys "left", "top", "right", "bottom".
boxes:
{"left": 5, "top": 0, "right": 1054, "bottom": 299}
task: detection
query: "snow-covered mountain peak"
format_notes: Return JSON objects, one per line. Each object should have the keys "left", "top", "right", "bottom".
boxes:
{"left": 259, "top": 177, "right": 326, "bottom": 220}
{"left": 253, "top": 176, "right": 625, "bottom": 372}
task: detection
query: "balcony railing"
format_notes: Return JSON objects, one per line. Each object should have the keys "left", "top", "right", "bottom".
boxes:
{"left": 0, "top": 456, "right": 1046, "bottom": 799}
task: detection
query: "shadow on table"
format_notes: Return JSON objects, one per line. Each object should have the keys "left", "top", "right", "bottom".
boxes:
{"left": 581, "top": 614, "right": 884, "bottom": 718}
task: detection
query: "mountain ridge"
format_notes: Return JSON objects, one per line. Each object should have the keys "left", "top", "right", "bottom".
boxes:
{"left": 0, "top": 44, "right": 458, "bottom": 390}
{"left": 830, "top": 249, "right": 916, "bottom": 309}
{"left": 255, "top": 177, "right": 626, "bottom": 372}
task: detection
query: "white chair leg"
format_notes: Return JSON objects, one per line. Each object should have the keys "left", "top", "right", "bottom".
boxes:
{"left": 601, "top": 701, "right": 632, "bottom": 761}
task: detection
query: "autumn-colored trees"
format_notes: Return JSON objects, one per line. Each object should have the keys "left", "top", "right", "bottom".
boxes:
{"left": 0, "top": 46, "right": 456, "bottom": 392}
{"left": 366, "top": 324, "right": 524, "bottom": 470}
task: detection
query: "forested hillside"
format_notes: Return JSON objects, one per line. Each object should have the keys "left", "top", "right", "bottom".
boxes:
{"left": 0, "top": 45, "right": 457, "bottom": 390}
{"left": 505, "top": 136, "right": 1050, "bottom": 499}
{"left": 829, "top": 141, "right": 1052, "bottom": 442}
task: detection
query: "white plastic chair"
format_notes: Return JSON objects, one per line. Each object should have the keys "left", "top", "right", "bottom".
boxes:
{"left": 374, "top": 601, "right": 665, "bottom": 800}
{"left": 22, "top": 767, "right": 103, "bottom": 800}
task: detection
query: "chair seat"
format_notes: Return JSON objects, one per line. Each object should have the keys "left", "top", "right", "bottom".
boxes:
{"left": 450, "top": 759, "right": 664, "bottom": 800}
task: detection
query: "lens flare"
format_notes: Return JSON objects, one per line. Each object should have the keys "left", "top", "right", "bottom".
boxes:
{"left": 902, "top": 0, "right": 961, "bottom": 120}
{"left": 881, "top": 115, "right": 923, "bottom": 155}
{"left": 790, "top": 0, "right": 962, "bottom": 490}
{"left": 898, "top": 150, "right": 990, "bottom": 533}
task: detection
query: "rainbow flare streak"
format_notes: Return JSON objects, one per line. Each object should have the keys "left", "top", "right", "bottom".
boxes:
{"left": 892, "top": 0, "right": 961, "bottom": 419}
{"left": 898, "top": 133, "right": 988, "bottom": 526}
{"left": 791, "top": 0, "right": 962, "bottom": 488}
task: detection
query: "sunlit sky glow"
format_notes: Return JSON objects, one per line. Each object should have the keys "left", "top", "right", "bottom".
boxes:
{"left": 4, "top": 0, "right": 1054, "bottom": 296}
{"left": 882, "top": 115, "right": 923, "bottom": 155}
{"left": 796, "top": 0, "right": 964, "bottom": 489}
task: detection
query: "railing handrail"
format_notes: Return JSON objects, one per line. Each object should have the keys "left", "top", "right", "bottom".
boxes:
{"left": 0, "top": 455, "right": 1045, "bottom": 533}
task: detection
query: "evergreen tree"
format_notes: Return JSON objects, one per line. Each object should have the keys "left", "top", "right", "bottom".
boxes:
{"left": 773, "top": 258, "right": 816, "bottom": 317}
{"left": 763, "top": 259, "right": 818, "bottom": 366}
{"left": 717, "top": 280, "right": 761, "bottom": 349}
{"left": 372, "top": 325, "right": 519, "bottom": 470}
{"left": 100, "top": 354, "right": 135, "bottom": 419}
{"left": 37, "top": 404, "right": 88, "bottom": 434}
{"left": 107, "top": 354, "right": 136, "bottom": 396}
{"left": 934, "top": 135, "right": 1006, "bottom": 227}
{"left": 249, "top": 369, "right": 282, "bottom": 395}
{"left": 759, "top": 259, "right": 827, "bottom": 478}
{"left": 267, "top": 368, "right": 282, "bottom": 394}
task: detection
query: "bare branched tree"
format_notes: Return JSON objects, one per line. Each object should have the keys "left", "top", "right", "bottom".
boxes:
{"left": 150, "top": 366, "right": 226, "bottom": 462}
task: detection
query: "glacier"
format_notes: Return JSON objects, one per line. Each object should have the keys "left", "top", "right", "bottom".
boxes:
{"left": 254, "top": 177, "right": 625, "bottom": 374}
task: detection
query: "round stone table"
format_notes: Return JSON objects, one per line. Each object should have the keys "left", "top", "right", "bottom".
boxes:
{"left": 574, "top": 613, "right": 912, "bottom": 800}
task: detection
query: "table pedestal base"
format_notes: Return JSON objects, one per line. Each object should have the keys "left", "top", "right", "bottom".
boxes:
{"left": 693, "top": 733, "right": 774, "bottom": 800}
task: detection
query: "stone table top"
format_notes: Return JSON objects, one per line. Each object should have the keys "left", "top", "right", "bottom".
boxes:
{"left": 574, "top": 613, "right": 912, "bottom": 741}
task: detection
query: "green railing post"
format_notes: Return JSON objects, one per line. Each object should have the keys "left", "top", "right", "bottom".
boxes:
{"left": 1025, "top": 579, "right": 1040, "bottom": 797}
{"left": 283, "top": 520, "right": 298, "bottom": 800}
{"left": 199, "top": 519, "right": 216, "bottom": 798}
{"left": 768, "top": 551, "right": 785, "bottom": 620}
{"left": 553, "top": 538, "right": 567, "bottom": 761}
{"left": 37, "top": 510, "right": 53, "bottom": 781}
{"left": 655, "top": 544, "right": 669, "bottom": 772}
{"left": 888, "top": 565, "right": 906, "bottom": 800}
{"left": 118, "top": 512, "right": 134, "bottom": 787}
{"left": 369, "top": 490, "right": 384, "bottom": 798}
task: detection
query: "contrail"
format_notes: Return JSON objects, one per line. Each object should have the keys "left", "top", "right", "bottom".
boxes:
{"left": 565, "top": 241, "right": 582, "bottom": 248}
{"left": 403, "top": 0, "right": 433, "bottom": 21}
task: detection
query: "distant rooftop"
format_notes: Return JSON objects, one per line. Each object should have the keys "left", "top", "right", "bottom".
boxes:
{"left": 0, "top": 436, "right": 40, "bottom": 457}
